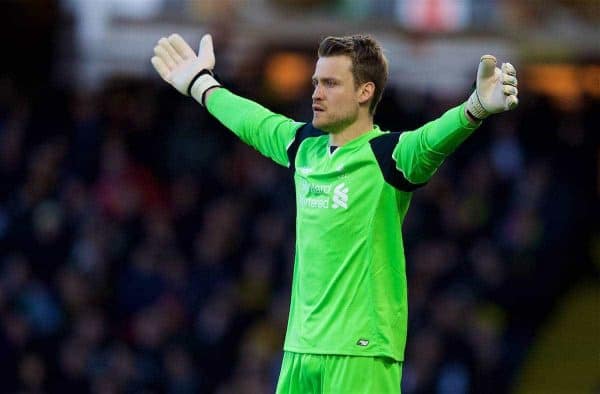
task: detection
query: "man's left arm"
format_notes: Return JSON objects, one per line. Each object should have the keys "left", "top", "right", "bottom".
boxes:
{"left": 392, "top": 55, "right": 519, "bottom": 185}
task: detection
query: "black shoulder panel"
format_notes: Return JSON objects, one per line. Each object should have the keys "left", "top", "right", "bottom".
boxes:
{"left": 287, "top": 123, "right": 326, "bottom": 171}
{"left": 368, "top": 132, "right": 427, "bottom": 192}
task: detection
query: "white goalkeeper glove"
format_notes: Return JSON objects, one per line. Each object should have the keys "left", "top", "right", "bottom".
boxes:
{"left": 151, "top": 33, "right": 221, "bottom": 106}
{"left": 466, "top": 55, "right": 519, "bottom": 120}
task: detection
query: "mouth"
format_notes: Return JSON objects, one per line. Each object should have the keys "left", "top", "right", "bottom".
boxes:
{"left": 312, "top": 105, "right": 325, "bottom": 113}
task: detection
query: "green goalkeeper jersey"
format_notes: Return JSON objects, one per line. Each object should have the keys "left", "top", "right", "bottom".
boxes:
{"left": 206, "top": 88, "right": 479, "bottom": 361}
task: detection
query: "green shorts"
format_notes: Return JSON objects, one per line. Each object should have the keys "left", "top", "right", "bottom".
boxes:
{"left": 275, "top": 351, "right": 403, "bottom": 394}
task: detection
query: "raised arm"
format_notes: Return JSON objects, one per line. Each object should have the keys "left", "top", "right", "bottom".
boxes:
{"left": 393, "top": 55, "right": 519, "bottom": 185}
{"left": 151, "top": 33, "right": 302, "bottom": 167}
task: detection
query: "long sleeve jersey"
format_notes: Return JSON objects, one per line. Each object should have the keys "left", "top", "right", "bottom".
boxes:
{"left": 206, "top": 88, "right": 480, "bottom": 361}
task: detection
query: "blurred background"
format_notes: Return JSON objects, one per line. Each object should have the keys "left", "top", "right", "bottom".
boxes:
{"left": 0, "top": 0, "right": 598, "bottom": 393}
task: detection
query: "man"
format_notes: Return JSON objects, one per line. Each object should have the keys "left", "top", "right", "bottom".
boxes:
{"left": 151, "top": 33, "right": 518, "bottom": 393}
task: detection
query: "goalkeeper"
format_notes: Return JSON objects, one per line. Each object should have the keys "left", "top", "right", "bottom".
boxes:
{"left": 151, "top": 33, "right": 518, "bottom": 393}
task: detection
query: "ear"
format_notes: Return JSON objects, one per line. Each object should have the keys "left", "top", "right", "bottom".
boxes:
{"left": 357, "top": 82, "right": 375, "bottom": 106}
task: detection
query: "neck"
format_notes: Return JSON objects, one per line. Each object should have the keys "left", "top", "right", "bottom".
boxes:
{"left": 329, "top": 115, "right": 374, "bottom": 147}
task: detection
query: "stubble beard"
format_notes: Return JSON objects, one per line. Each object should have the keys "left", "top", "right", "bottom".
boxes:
{"left": 312, "top": 108, "right": 358, "bottom": 134}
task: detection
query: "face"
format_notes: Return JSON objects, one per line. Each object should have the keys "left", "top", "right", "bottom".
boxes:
{"left": 311, "top": 56, "right": 362, "bottom": 133}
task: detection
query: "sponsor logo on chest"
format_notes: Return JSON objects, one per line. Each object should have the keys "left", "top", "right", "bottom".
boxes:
{"left": 299, "top": 179, "right": 350, "bottom": 209}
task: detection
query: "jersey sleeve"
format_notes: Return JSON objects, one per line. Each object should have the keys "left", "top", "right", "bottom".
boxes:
{"left": 392, "top": 103, "right": 480, "bottom": 185}
{"left": 205, "top": 88, "right": 304, "bottom": 167}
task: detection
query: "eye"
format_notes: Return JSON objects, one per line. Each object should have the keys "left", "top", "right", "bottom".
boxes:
{"left": 312, "top": 79, "right": 337, "bottom": 88}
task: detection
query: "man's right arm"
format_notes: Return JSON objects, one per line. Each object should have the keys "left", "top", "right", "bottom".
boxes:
{"left": 151, "top": 33, "right": 303, "bottom": 167}
{"left": 205, "top": 87, "right": 303, "bottom": 167}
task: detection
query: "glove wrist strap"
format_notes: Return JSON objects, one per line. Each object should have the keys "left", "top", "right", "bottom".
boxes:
{"left": 189, "top": 69, "right": 222, "bottom": 106}
{"left": 466, "top": 91, "right": 489, "bottom": 120}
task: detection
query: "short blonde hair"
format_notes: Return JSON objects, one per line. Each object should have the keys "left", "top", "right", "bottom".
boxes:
{"left": 318, "top": 35, "right": 388, "bottom": 115}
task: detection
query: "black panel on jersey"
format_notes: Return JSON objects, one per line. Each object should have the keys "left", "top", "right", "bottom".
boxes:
{"left": 369, "top": 132, "right": 427, "bottom": 192}
{"left": 287, "top": 123, "right": 326, "bottom": 171}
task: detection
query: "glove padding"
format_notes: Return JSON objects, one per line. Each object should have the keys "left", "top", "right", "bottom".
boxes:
{"left": 466, "top": 55, "right": 519, "bottom": 120}
{"left": 151, "top": 34, "right": 220, "bottom": 105}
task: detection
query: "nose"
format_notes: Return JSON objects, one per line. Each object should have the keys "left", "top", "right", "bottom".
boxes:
{"left": 312, "top": 84, "right": 323, "bottom": 101}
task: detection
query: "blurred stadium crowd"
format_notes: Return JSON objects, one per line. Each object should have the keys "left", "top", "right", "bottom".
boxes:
{"left": 0, "top": 70, "right": 596, "bottom": 393}
{"left": 0, "top": 1, "right": 598, "bottom": 393}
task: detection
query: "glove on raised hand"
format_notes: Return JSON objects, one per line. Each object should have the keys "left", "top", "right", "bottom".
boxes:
{"left": 151, "top": 33, "right": 221, "bottom": 106}
{"left": 466, "top": 55, "right": 519, "bottom": 120}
